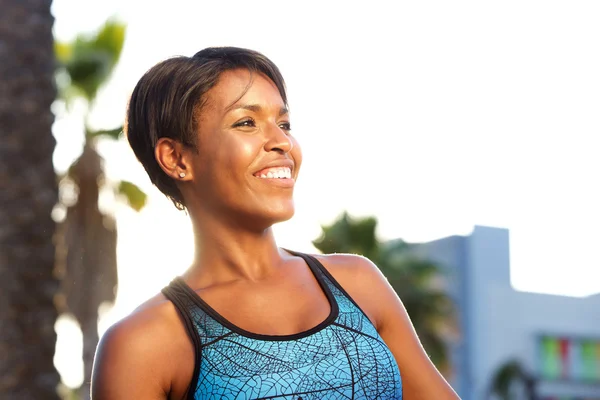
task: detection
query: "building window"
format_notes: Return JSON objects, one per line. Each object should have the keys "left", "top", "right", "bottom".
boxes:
{"left": 538, "top": 335, "right": 600, "bottom": 382}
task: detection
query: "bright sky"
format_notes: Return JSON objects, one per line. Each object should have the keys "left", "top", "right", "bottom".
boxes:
{"left": 50, "top": 0, "right": 600, "bottom": 388}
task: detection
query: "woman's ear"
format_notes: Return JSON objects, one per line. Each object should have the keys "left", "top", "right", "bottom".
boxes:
{"left": 155, "top": 138, "right": 193, "bottom": 181}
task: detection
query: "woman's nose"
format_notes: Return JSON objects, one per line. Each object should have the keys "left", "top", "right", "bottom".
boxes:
{"left": 264, "top": 123, "right": 293, "bottom": 153}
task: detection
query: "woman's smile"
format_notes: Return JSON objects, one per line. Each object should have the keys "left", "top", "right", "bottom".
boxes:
{"left": 252, "top": 160, "right": 295, "bottom": 188}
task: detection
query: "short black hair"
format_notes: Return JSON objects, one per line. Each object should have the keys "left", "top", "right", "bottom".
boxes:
{"left": 126, "top": 47, "right": 288, "bottom": 210}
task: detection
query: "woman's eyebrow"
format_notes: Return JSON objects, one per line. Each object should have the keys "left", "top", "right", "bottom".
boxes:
{"left": 226, "top": 104, "right": 289, "bottom": 116}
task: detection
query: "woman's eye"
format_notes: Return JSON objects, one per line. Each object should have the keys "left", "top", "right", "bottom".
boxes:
{"left": 233, "top": 119, "right": 256, "bottom": 128}
{"left": 279, "top": 122, "right": 292, "bottom": 131}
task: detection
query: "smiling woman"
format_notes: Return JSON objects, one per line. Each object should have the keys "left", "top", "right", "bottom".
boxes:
{"left": 90, "top": 47, "right": 459, "bottom": 399}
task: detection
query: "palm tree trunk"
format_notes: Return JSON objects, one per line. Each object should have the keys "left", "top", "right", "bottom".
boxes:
{"left": 0, "top": 0, "right": 61, "bottom": 398}
{"left": 55, "top": 142, "right": 118, "bottom": 399}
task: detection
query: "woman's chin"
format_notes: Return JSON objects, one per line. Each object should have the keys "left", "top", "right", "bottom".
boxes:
{"left": 266, "top": 207, "right": 295, "bottom": 225}
{"left": 273, "top": 210, "right": 295, "bottom": 225}
{"left": 254, "top": 204, "right": 295, "bottom": 227}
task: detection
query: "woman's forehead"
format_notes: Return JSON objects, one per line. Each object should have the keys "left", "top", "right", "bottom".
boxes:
{"left": 207, "top": 69, "right": 284, "bottom": 111}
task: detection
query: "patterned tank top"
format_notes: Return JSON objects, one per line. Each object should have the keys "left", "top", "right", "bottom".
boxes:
{"left": 162, "top": 251, "right": 403, "bottom": 399}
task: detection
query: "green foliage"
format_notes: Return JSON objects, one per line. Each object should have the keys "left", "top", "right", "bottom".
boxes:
{"left": 87, "top": 126, "right": 123, "bottom": 140}
{"left": 491, "top": 361, "right": 521, "bottom": 398}
{"left": 313, "top": 212, "right": 454, "bottom": 370}
{"left": 488, "top": 360, "right": 537, "bottom": 399}
{"left": 54, "top": 18, "right": 146, "bottom": 212}
{"left": 116, "top": 180, "right": 147, "bottom": 212}
{"left": 54, "top": 41, "right": 73, "bottom": 64}
{"left": 92, "top": 19, "right": 126, "bottom": 65}
{"left": 55, "top": 18, "right": 126, "bottom": 102}
{"left": 313, "top": 212, "right": 379, "bottom": 261}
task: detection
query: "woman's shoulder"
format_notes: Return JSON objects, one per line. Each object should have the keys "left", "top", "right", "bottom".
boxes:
{"left": 311, "top": 252, "right": 387, "bottom": 287}
{"left": 310, "top": 253, "right": 390, "bottom": 328}
{"left": 92, "top": 292, "right": 194, "bottom": 398}
{"left": 101, "top": 293, "right": 180, "bottom": 350}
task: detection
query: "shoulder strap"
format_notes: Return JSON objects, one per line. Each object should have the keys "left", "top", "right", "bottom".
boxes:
{"left": 285, "top": 250, "right": 375, "bottom": 323}
{"left": 162, "top": 279, "right": 202, "bottom": 400}
{"left": 285, "top": 249, "right": 347, "bottom": 292}
{"left": 285, "top": 249, "right": 326, "bottom": 277}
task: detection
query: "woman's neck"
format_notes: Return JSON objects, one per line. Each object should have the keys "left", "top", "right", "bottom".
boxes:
{"left": 184, "top": 208, "right": 287, "bottom": 286}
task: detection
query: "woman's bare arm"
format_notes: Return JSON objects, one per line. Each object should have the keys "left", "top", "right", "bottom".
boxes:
{"left": 91, "top": 315, "right": 169, "bottom": 399}
{"left": 91, "top": 299, "right": 193, "bottom": 400}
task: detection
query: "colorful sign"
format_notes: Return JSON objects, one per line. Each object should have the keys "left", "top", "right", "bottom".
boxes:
{"left": 539, "top": 336, "right": 600, "bottom": 382}
{"left": 541, "top": 397, "right": 600, "bottom": 400}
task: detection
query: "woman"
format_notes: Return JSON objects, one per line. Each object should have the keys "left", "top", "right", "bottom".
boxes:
{"left": 91, "top": 47, "right": 459, "bottom": 399}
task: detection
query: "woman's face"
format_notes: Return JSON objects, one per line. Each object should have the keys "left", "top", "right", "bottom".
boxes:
{"left": 185, "top": 69, "right": 302, "bottom": 228}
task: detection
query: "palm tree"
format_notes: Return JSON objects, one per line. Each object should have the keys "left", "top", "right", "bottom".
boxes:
{"left": 488, "top": 359, "right": 537, "bottom": 400}
{"left": 0, "top": 0, "right": 61, "bottom": 398}
{"left": 313, "top": 212, "right": 455, "bottom": 371}
{"left": 52, "top": 19, "right": 147, "bottom": 398}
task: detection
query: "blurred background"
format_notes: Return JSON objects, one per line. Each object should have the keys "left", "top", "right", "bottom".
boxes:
{"left": 1, "top": 0, "right": 599, "bottom": 399}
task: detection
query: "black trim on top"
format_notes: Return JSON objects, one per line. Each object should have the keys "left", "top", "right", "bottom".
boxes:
{"left": 286, "top": 251, "right": 378, "bottom": 328}
{"left": 172, "top": 252, "right": 339, "bottom": 342}
{"left": 161, "top": 283, "right": 202, "bottom": 400}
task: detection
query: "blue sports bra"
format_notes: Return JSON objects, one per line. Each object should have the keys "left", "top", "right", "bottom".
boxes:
{"left": 162, "top": 251, "right": 403, "bottom": 399}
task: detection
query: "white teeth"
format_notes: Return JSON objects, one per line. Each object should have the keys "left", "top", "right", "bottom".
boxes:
{"left": 277, "top": 168, "right": 291, "bottom": 179}
{"left": 256, "top": 167, "right": 292, "bottom": 179}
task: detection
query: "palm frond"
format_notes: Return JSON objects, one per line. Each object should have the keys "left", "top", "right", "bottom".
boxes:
{"left": 87, "top": 126, "right": 123, "bottom": 140}
{"left": 313, "top": 212, "right": 380, "bottom": 260}
{"left": 92, "top": 18, "right": 126, "bottom": 65}
{"left": 116, "top": 180, "right": 147, "bottom": 212}
{"left": 488, "top": 360, "right": 532, "bottom": 399}
{"left": 55, "top": 19, "right": 126, "bottom": 102}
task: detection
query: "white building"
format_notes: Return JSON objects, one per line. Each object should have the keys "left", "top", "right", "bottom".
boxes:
{"left": 409, "top": 225, "right": 600, "bottom": 400}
